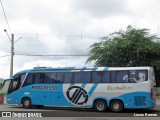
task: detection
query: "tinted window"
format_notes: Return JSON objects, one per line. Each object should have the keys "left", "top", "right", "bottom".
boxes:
{"left": 56, "top": 72, "right": 64, "bottom": 83}
{"left": 64, "top": 72, "right": 73, "bottom": 83}
{"left": 74, "top": 72, "right": 83, "bottom": 83}
{"left": 34, "top": 73, "right": 41, "bottom": 83}
{"left": 23, "top": 73, "right": 43, "bottom": 86}
{"left": 22, "top": 70, "right": 148, "bottom": 85}
{"left": 24, "top": 74, "right": 34, "bottom": 85}
{"left": 23, "top": 72, "right": 65, "bottom": 86}
{"left": 20, "top": 74, "right": 26, "bottom": 84}
{"left": 102, "top": 72, "right": 110, "bottom": 83}
{"left": 117, "top": 71, "right": 128, "bottom": 83}
{"left": 136, "top": 70, "right": 148, "bottom": 82}
{"left": 40, "top": 73, "right": 45, "bottom": 83}
{"left": 45, "top": 72, "right": 56, "bottom": 83}
{"left": 82, "top": 72, "right": 91, "bottom": 83}
{"left": 109, "top": 70, "right": 148, "bottom": 83}
{"left": 91, "top": 72, "right": 102, "bottom": 83}
{"left": 110, "top": 71, "right": 117, "bottom": 83}
{"left": 128, "top": 70, "right": 137, "bottom": 83}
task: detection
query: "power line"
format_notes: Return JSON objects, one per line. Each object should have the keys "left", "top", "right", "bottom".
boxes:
{"left": 0, "top": 53, "right": 88, "bottom": 57}
{"left": 0, "top": 54, "right": 10, "bottom": 58}
{"left": 13, "top": 33, "right": 103, "bottom": 39}
{"left": 15, "top": 54, "right": 88, "bottom": 57}
{"left": 0, "top": 0, "right": 12, "bottom": 34}
{"left": 0, "top": 54, "right": 88, "bottom": 59}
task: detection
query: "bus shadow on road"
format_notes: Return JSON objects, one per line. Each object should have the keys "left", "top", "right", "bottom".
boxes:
{"left": 9, "top": 105, "right": 159, "bottom": 113}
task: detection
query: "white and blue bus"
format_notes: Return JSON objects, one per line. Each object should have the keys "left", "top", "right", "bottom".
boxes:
{"left": 3, "top": 67, "right": 156, "bottom": 112}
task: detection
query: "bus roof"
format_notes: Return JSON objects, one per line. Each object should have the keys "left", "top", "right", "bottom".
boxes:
{"left": 13, "top": 66, "right": 153, "bottom": 75}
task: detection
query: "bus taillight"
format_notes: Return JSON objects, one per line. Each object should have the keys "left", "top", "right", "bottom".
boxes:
{"left": 151, "top": 88, "right": 154, "bottom": 99}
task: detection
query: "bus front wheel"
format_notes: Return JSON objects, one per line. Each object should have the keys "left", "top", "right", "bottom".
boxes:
{"left": 110, "top": 100, "right": 123, "bottom": 112}
{"left": 94, "top": 100, "right": 107, "bottom": 112}
{"left": 22, "top": 98, "right": 32, "bottom": 109}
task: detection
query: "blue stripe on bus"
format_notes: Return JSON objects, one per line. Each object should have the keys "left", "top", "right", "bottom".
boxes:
{"left": 81, "top": 84, "right": 86, "bottom": 88}
{"left": 69, "top": 83, "right": 75, "bottom": 87}
{"left": 80, "top": 67, "right": 88, "bottom": 71}
{"left": 103, "top": 67, "right": 109, "bottom": 71}
{"left": 69, "top": 84, "right": 86, "bottom": 88}
{"left": 88, "top": 84, "right": 98, "bottom": 97}
{"left": 92, "top": 67, "right": 98, "bottom": 71}
{"left": 14, "top": 67, "right": 111, "bottom": 75}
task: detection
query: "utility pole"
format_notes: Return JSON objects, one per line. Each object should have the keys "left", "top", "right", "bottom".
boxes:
{"left": 10, "top": 34, "right": 14, "bottom": 77}
{"left": 4, "top": 29, "right": 22, "bottom": 78}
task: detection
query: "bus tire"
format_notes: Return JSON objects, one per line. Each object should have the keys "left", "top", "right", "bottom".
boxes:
{"left": 94, "top": 100, "right": 107, "bottom": 112}
{"left": 22, "top": 98, "right": 32, "bottom": 109}
{"left": 110, "top": 100, "right": 123, "bottom": 112}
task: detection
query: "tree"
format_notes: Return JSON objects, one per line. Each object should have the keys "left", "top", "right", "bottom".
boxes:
{"left": 0, "top": 78, "right": 4, "bottom": 92}
{"left": 0, "top": 78, "right": 3, "bottom": 84}
{"left": 86, "top": 25, "right": 160, "bottom": 86}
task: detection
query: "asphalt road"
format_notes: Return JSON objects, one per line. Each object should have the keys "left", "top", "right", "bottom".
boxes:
{"left": 0, "top": 104, "right": 159, "bottom": 117}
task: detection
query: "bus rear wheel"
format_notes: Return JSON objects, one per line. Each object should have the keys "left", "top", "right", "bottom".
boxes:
{"left": 110, "top": 100, "right": 123, "bottom": 112}
{"left": 94, "top": 100, "right": 107, "bottom": 112}
{"left": 22, "top": 98, "right": 32, "bottom": 109}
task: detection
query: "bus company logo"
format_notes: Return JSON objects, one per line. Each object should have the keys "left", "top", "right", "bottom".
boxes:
{"left": 66, "top": 86, "right": 88, "bottom": 105}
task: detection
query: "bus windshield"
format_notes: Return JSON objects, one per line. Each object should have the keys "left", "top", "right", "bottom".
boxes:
{"left": 8, "top": 74, "right": 26, "bottom": 94}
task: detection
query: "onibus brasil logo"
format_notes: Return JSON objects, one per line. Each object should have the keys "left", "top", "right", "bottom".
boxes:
{"left": 66, "top": 86, "right": 88, "bottom": 105}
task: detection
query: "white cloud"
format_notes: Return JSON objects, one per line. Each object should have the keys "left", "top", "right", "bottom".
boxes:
{"left": 11, "top": 18, "right": 51, "bottom": 33}
{"left": 70, "top": 0, "right": 130, "bottom": 18}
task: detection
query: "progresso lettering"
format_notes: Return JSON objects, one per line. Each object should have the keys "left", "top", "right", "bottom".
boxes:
{"left": 32, "top": 86, "right": 57, "bottom": 90}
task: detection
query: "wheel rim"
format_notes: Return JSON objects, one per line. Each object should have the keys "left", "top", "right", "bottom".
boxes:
{"left": 97, "top": 102, "right": 104, "bottom": 110}
{"left": 24, "top": 100, "right": 30, "bottom": 106}
{"left": 113, "top": 103, "right": 119, "bottom": 110}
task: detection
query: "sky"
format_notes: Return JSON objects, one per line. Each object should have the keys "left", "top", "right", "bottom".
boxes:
{"left": 0, "top": 0, "right": 160, "bottom": 78}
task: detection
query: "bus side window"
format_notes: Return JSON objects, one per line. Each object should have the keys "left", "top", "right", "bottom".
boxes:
{"left": 137, "top": 70, "right": 148, "bottom": 82}
{"left": 56, "top": 72, "right": 64, "bottom": 83}
{"left": 92, "top": 72, "right": 102, "bottom": 83}
{"left": 74, "top": 72, "right": 83, "bottom": 83}
{"left": 45, "top": 72, "right": 56, "bottom": 83}
{"left": 117, "top": 71, "right": 128, "bottom": 83}
{"left": 128, "top": 70, "right": 148, "bottom": 83}
{"left": 128, "top": 70, "right": 137, "bottom": 83}
{"left": 102, "top": 72, "right": 110, "bottom": 83}
{"left": 40, "top": 73, "right": 45, "bottom": 83}
{"left": 64, "top": 72, "right": 73, "bottom": 83}
{"left": 82, "top": 72, "right": 91, "bottom": 83}
{"left": 20, "top": 74, "right": 26, "bottom": 84}
{"left": 110, "top": 71, "right": 118, "bottom": 83}
{"left": 23, "top": 74, "right": 34, "bottom": 86}
{"left": 34, "top": 73, "right": 40, "bottom": 83}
